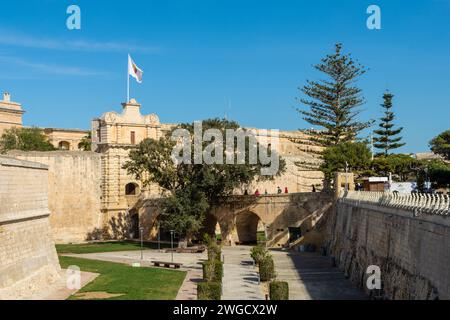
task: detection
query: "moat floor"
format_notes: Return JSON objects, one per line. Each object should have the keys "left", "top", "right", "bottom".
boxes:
{"left": 62, "top": 246, "right": 366, "bottom": 300}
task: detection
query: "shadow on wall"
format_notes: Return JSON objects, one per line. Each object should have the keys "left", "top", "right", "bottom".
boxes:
{"left": 85, "top": 212, "right": 133, "bottom": 241}
{"left": 85, "top": 226, "right": 109, "bottom": 241}
{"left": 108, "top": 212, "right": 133, "bottom": 239}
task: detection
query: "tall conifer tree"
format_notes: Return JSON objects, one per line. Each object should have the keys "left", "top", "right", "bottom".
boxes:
{"left": 297, "top": 43, "right": 373, "bottom": 148}
{"left": 373, "top": 92, "right": 405, "bottom": 156}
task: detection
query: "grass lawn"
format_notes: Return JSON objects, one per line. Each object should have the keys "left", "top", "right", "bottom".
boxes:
{"left": 59, "top": 256, "right": 186, "bottom": 300}
{"left": 56, "top": 241, "right": 172, "bottom": 254}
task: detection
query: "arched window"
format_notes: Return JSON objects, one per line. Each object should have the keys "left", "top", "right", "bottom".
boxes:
{"left": 125, "top": 183, "right": 139, "bottom": 195}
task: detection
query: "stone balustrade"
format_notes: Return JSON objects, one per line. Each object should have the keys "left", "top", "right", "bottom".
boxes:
{"left": 340, "top": 191, "right": 450, "bottom": 216}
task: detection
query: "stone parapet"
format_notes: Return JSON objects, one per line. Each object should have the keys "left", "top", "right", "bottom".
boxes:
{"left": 341, "top": 191, "right": 450, "bottom": 216}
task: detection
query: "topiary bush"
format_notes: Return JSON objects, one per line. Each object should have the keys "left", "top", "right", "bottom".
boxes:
{"left": 207, "top": 243, "right": 221, "bottom": 261}
{"left": 250, "top": 245, "right": 268, "bottom": 266}
{"left": 259, "top": 254, "right": 275, "bottom": 282}
{"left": 203, "top": 259, "right": 223, "bottom": 282}
{"left": 269, "top": 281, "right": 289, "bottom": 300}
{"left": 202, "top": 261, "right": 215, "bottom": 281}
{"left": 213, "top": 259, "right": 223, "bottom": 282}
{"left": 197, "top": 281, "right": 221, "bottom": 300}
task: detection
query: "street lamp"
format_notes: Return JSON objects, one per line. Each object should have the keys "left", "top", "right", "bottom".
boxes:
{"left": 157, "top": 221, "right": 161, "bottom": 251}
{"left": 170, "top": 230, "right": 174, "bottom": 262}
{"left": 139, "top": 227, "right": 144, "bottom": 261}
{"left": 345, "top": 161, "right": 349, "bottom": 193}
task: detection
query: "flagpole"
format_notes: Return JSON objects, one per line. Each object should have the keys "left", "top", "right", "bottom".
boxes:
{"left": 127, "top": 57, "right": 130, "bottom": 103}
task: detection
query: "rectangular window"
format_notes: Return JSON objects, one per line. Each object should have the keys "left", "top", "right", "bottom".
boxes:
{"left": 130, "top": 131, "right": 135, "bottom": 144}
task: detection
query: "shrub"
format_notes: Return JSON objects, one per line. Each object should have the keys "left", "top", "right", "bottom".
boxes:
{"left": 259, "top": 255, "right": 275, "bottom": 282}
{"left": 197, "top": 281, "right": 221, "bottom": 300}
{"left": 204, "top": 233, "right": 222, "bottom": 260}
{"left": 207, "top": 243, "right": 221, "bottom": 261}
{"left": 269, "top": 281, "right": 289, "bottom": 300}
{"left": 202, "top": 261, "right": 215, "bottom": 281}
{"left": 203, "top": 259, "right": 223, "bottom": 282}
{"left": 213, "top": 259, "right": 223, "bottom": 282}
{"left": 250, "top": 245, "right": 267, "bottom": 265}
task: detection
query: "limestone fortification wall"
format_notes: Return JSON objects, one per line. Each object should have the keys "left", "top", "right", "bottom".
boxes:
{"left": 0, "top": 156, "right": 61, "bottom": 299}
{"left": 9, "top": 151, "right": 102, "bottom": 243}
{"left": 328, "top": 192, "right": 450, "bottom": 300}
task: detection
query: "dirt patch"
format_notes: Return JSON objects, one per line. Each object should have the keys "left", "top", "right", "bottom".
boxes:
{"left": 73, "top": 291, "right": 125, "bottom": 299}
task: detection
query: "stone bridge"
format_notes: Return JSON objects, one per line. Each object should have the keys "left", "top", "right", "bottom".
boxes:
{"left": 136, "top": 192, "right": 333, "bottom": 248}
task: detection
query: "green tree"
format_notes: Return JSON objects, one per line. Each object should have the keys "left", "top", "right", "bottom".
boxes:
{"left": 415, "top": 159, "right": 450, "bottom": 190}
{"left": 320, "top": 142, "right": 372, "bottom": 179}
{"left": 78, "top": 132, "right": 92, "bottom": 151}
{"left": 296, "top": 43, "right": 373, "bottom": 148}
{"left": 124, "top": 118, "right": 286, "bottom": 243}
{"left": 0, "top": 127, "right": 55, "bottom": 153}
{"left": 373, "top": 92, "right": 405, "bottom": 156}
{"left": 371, "top": 154, "right": 417, "bottom": 182}
{"left": 427, "top": 160, "right": 450, "bottom": 188}
{"left": 429, "top": 130, "right": 450, "bottom": 160}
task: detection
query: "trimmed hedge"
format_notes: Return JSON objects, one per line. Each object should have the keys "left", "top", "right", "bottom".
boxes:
{"left": 214, "top": 259, "right": 223, "bottom": 281}
{"left": 202, "top": 259, "right": 223, "bottom": 282}
{"left": 202, "top": 261, "right": 215, "bottom": 281}
{"left": 207, "top": 244, "right": 221, "bottom": 261}
{"left": 269, "top": 281, "right": 289, "bottom": 300}
{"left": 259, "top": 255, "right": 275, "bottom": 282}
{"left": 250, "top": 245, "right": 267, "bottom": 266}
{"left": 197, "top": 281, "right": 221, "bottom": 300}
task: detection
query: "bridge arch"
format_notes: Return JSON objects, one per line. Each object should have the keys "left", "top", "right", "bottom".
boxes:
{"left": 58, "top": 141, "right": 71, "bottom": 150}
{"left": 200, "top": 213, "right": 222, "bottom": 242}
{"left": 234, "top": 210, "right": 265, "bottom": 245}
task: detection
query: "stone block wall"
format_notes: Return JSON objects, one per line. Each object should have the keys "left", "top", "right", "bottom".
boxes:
{"left": 9, "top": 151, "right": 102, "bottom": 243}
{"left": 327, "top": 200, "right": 450, "bottom": 300}
{"left": 0, "top": 156, "right": 61, "bottom": 299}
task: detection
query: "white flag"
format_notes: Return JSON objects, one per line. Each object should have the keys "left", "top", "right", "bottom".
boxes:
{"left": 128, "top": 54, "right": 143, "bottom": 83}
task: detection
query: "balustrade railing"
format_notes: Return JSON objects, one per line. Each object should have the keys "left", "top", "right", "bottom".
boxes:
{"left": 340, "top": 191, "right": 449, "bottom": 216}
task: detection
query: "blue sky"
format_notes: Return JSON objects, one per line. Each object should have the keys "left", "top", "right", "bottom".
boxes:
{"left": 0, "top": 0, "right": 449, "bottom": 153}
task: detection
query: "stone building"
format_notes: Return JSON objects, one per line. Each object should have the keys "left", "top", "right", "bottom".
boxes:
{"left": 0, "top": 92, "right": 324, "bottom": 242}
{"left": 43, "top": 127, "right": 90, "bottom": 151}
{"left": 0, "top": 92, "right": 89, "bottom": 150}
{"left": 91, "top": 98, "right": 324, "bottom": 239}
{"left": 0, "top": 92, "right": 25, "bottom": 136}
{"left": 91, "top": 99, "right": 163, "bottom": 237}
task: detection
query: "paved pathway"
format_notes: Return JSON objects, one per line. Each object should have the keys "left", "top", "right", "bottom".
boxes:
{"left": 176, "top": 268, "right": 203, "bottom": 300}
{"left": 221, "top": 246, "right": 264, "bottom": 300}
{"left": 271, "top": 250, "right": 366, "bottom": 300}
{"left": 63, "top": 250, "right": 207, "bottom": 270}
